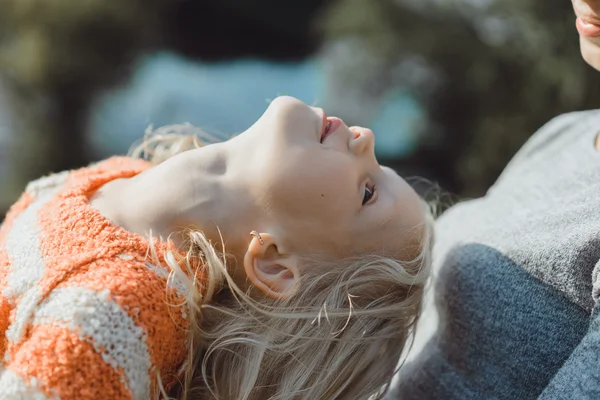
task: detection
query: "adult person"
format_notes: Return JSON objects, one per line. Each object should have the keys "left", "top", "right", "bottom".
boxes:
{"left": 388, "top": 1, "right": 600, "bottom": 398}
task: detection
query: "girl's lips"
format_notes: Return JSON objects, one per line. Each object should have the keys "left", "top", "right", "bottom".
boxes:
{"left": 320, "top": 109, "right": 328, "bottom": 138}
{"left": 321, "top": 117, "right": 343, "bottom": 143}
{"left": 576, "top": 16, "right": 600, "bottom": 37}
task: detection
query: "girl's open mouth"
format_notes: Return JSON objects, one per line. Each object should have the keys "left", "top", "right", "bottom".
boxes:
{"left": 321, "top": 116, "right": 343, "bottom": 143}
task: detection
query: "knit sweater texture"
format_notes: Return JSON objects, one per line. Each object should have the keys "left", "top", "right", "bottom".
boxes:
{"left": 389, "top": 110, "right": 600, "bottom": 399}
{"left": 0, "top": 157, "right": 191, "bottom": 400}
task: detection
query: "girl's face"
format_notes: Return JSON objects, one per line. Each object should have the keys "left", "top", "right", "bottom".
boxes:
{"left": 237, "top": 96, "right": 425, "bottom": 259}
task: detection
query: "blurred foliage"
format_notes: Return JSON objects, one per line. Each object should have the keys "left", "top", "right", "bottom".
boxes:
{"left": 1, "top": 0, "right": 599, "bottom": 221}
{"left": 323, "top": 0, "right": 600, "bottom": 197}
{"left": 0, "top": 0, "right": 171, "bottom": 213}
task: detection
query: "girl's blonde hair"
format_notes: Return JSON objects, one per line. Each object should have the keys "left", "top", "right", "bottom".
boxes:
{"left": 130, "top": 124, "right": 433, "bottom": 400}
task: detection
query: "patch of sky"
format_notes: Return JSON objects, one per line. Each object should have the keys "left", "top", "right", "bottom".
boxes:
{"left": 88, "top": 52, "right": 421, "bottom": 159}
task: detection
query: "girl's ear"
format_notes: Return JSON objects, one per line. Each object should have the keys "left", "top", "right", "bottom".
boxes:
{"left": 243, "top": 232, "right": 300, "bottom": 299}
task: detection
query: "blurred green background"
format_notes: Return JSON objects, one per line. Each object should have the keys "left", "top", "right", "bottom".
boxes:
{"left": 1, "top": 0, "right": 598, "bottom": 221}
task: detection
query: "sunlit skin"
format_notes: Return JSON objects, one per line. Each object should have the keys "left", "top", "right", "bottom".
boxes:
{"left": 91, "top": 96, "right": 425, "bottom": 296}
{"left": 572, "top": 0, "right": 600, "bottom": 71}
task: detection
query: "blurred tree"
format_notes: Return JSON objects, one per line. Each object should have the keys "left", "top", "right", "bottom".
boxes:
{"left": 163, "top": 0, "right": 326, "bottom": 61}
{"left": 0, "top": 0, "right": 329, "bottom": 219}
{"left": 322, "top": 0, "right": 600, "bottom": 197}
{"left": 0, "top": 0, "right": 171, "bottom": 218}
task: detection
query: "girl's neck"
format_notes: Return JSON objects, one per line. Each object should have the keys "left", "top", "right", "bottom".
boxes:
{"left": 90, "top": 144, "right": 247, "bottom": 248}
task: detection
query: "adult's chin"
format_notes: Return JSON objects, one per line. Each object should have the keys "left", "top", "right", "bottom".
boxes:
{"left": 580, "top": 35, "right": 600, "bottom": 71}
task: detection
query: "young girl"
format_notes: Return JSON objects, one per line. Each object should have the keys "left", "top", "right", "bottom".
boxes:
{"left": 0, "top": 96, "right": 432, "bottom": 400}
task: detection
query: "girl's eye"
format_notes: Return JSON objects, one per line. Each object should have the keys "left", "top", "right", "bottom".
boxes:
{"left": 362, "top": 185, "right": 375, "bottom": 205}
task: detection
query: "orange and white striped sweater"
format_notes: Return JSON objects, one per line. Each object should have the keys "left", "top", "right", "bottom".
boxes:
{"left": 0, "top": 158, "right": 191, "bottom": 399}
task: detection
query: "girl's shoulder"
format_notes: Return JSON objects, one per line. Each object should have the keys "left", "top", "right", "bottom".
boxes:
{"left": 0, "top": 158, "right": 189, "bottom": 398}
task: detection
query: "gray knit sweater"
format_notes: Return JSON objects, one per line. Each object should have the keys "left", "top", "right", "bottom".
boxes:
{"left": 388, "top": 110, "right": 600, "bottom": 399}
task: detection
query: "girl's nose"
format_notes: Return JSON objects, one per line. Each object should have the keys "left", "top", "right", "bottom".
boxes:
{"left": 349, "top": 126, "right": 375, "bottom": 156}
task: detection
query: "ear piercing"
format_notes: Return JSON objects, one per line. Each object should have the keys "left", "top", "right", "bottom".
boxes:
{"left": 250, "top": 231, "right": 264, "bottom": 246}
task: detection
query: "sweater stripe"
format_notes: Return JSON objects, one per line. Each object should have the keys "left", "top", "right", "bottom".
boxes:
{"left": 32, "top": 287, "right": 151, "bottom": 399}
{"left": 2, "top": 191, "right": 53, "bottom": 301}
{"left": 0, "top": 367, "right": 54, "bottom": 399}
{"left": 0, "top": 193, "right": 34, "bottom": 361}
{"left": 7, "top": 324, "right": 131, "bottom": 400}
{"left": 24, "top": 171, "right": 69, "bottom": 199}
{"left": 2, "top": 190, "right": 61, "bottom": 346}
{"left": 45, "top": 258, "right": 190, "bottom": 378}
{"left": 5, "top": 289, "right": 43, "bottom": 348}
{"left": 0, "top": 158, "right": 191, "bottom": 399}
{"left": 145, "top": 262, "right": 190, "bottom": 300}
